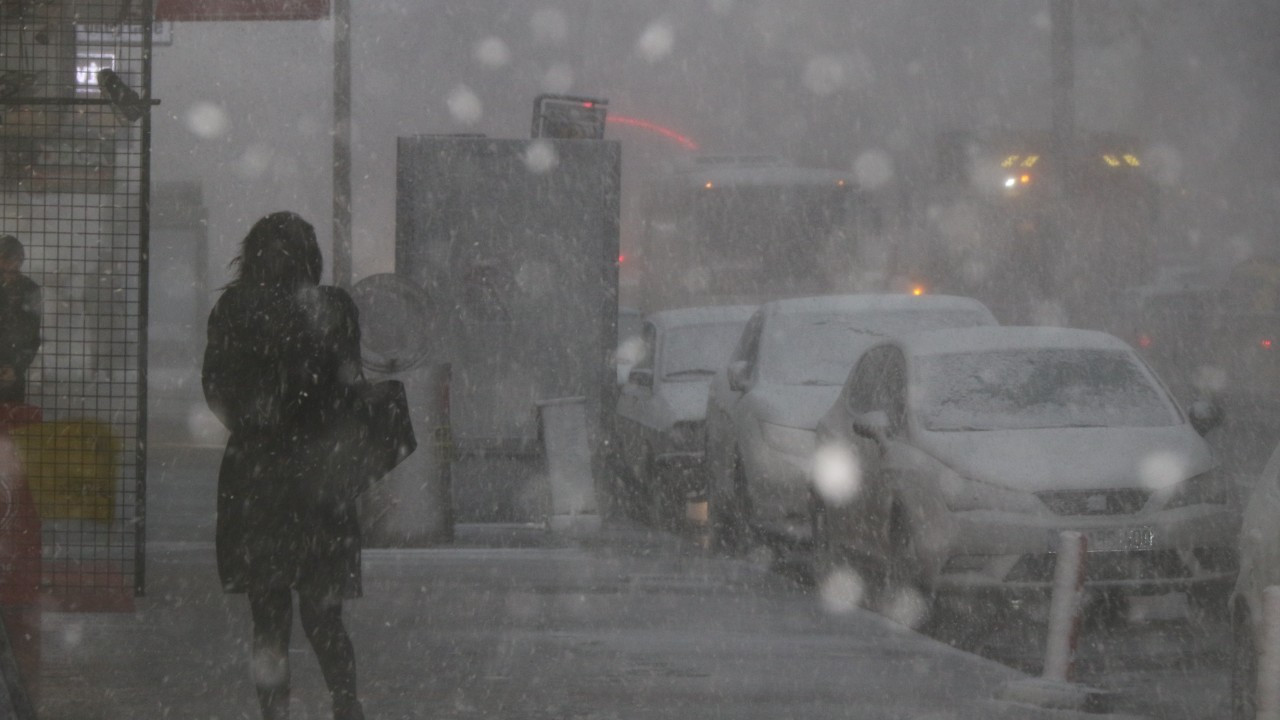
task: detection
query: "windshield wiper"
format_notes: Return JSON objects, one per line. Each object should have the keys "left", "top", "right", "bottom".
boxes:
{"left": 663, "top": 369, "right": 716, "bottom": 379}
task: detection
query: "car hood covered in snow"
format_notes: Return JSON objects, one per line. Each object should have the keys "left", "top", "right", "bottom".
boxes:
{"left": 750, "top": 384, "right": 843, "bottom": 430}
{"left": 912, "top": 424, "right": 1214, "bottom": 493}
{"left": 660, "top": 381, "right": 716, "bottom": 423}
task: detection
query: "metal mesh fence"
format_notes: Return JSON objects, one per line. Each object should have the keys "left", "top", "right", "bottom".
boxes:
{"left": 0, "top": 0, "right": 150, "bottom": 609}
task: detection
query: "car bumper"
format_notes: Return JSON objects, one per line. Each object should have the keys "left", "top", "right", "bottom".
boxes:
{"left": 653, "top": 451, "right": 706, "bottom": 494}
{"left": 927, "top": 506, "right": 1240, "bottom": 595}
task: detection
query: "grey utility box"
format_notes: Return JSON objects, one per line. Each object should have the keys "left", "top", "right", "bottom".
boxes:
{"left": 396, "top": 135, "right": 621, "bottom": 522}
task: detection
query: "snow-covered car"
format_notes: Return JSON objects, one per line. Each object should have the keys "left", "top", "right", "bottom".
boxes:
{"left": 812, "top": 325, "right": 1236, "bottom": 620}
{"left": 703, "top": 294, "right": 998, "bottom": 550}
{"left": 614, "top": 304, "right": 757, "bottom": 526}
{"left": 1230, "top": 439, "right": 1280, "bottom": 719}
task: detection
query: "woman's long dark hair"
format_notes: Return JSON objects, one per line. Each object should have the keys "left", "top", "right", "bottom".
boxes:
{"left": 229, "top": 211, "right": 323, "bottom": 289}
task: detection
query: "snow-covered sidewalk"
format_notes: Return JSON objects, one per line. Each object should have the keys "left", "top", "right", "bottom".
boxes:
{"left": 33, "top": 523, "right": 1148, "bottom": 719}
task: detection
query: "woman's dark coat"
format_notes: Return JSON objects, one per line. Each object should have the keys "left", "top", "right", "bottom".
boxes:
{"left": 202, "top": 283, "right": 365, "bottom": 597}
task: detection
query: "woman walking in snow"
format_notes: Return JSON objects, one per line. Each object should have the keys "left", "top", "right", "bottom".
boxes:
{"left": 202, "top": 211, "right": 367, "bottom": 720}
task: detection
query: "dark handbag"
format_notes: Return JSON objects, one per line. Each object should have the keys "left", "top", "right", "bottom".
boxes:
{"left": 329, "top": 379, "right": 417, "bottom": 502}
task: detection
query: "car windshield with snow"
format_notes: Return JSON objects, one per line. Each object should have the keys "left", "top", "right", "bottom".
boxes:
{"left": 916, "top": 347, "right": 1180, "bottom": 431}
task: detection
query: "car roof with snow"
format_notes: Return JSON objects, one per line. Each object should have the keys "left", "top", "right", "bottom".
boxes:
{"left": 764, "top": 293, "right": 997, "bottom": 320}
{"left": 893, "top": 325, "right": 1136, "bottom": 357}
{"left": 646, "top": 304, "right": 758, "bottom": 330}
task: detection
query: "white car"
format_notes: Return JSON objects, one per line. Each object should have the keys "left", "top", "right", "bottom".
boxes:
{"left": 812, "top": 325, "right": 1236, "bottom": 621}
{"left": 1230, "top": 439, "right": 1280, "bottom": 719}
{"left": 703, "top": 294, "right": 998, "bottom": 550}
{"left": 614, "top": 305, "right": 756, "bottom": 526}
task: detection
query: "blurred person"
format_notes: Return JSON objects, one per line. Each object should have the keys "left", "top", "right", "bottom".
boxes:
{"left": 202, "top": 212, "right": 367, "bottom": 720}
{"left": 0, "top": 235, "right": 41, "bottom": 404}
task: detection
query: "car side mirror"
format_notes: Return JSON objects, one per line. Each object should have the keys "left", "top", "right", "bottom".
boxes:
{"left": 1188, "top": 399, "right": 1224, "bottom": 436}
{"left": 616, "top": 362, "right": 634, "bottom": 386}
{"left": 852, "top": 410, "right": 891, "bottom": 441}
{"left": 627, "top": 368, "right": 654, "bottom": 389}
{"left": 727, "top": 360, "right": 752, "bottom": 393}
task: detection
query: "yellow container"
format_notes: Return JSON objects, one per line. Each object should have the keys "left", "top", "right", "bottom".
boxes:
{"left": 12, "top": 421, "right": 120, "bottom": 523}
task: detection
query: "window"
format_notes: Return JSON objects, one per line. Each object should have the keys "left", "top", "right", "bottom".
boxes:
{"left": 633, "top": 322, "right": 657, "bottom": 373}
{"left": 731, "top": 310, "right": 764, "bottom": 379}
{"left": 846, "top": 345, "right": 895, "bottom": 413}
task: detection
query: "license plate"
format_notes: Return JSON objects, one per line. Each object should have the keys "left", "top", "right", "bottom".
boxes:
{"left": 1078, "top": 526, "right": 1154, "bottom": 552}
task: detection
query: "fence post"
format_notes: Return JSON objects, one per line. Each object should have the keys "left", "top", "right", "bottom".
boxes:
{"left": 0, "top": 406, "right": 42, "bottom": 706}
{"left": 0, "top": 614, "right": 35, "bottom": 719}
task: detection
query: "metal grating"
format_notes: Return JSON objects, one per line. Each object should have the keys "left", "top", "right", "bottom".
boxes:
{"left": 1007, "top": 549, "right": 1191, "bottom": 584}
{"left": 1036, "top": 488, "right": 1150, "bottom": 516}
{"left": 0, "top": 0, "right": 152, "bottom": 608}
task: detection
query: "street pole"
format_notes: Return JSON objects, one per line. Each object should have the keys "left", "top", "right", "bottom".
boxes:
{"left": 1050, "top": 0, "right": 1075, "bottom": 161}
{"left": 332, "top": 0, "right": 353, "bottom": 288}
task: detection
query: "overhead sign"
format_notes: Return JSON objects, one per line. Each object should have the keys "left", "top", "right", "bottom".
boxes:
{"left": 154, "top": 0, "right": 329, "bottom": 21}
{"left": 531, "top": 94, "right": 609, "bottom": 140}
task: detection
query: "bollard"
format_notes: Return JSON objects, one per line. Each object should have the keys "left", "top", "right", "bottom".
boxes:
{"left": 995, "top": 529, "right": 1109, "bottom": 712}
{"left": 1258, "top": 586, "right": 1280, "bottom": 720}
{"left": 1043, "top": 530, "right": 1088, "bottom": 683}
{"left": 536, "top": 396, "right": 601, "bottom": 535}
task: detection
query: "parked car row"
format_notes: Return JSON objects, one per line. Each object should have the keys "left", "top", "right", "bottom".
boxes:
{"left": 612, "top": 291, "right": 1242, "bottom": 641}
{"left": 702, "top": 294, "right": 998, "bottom": 550}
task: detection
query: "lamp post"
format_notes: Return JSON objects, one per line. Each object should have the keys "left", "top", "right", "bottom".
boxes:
{"left": 332, "top": 0, "right": 352, "bottom": 288}
{"left": 1050, "top": 0, "right": 1075, "bottom": 162}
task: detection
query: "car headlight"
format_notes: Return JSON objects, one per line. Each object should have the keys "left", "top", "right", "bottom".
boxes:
{"left": 760, "top": 422, "right": 816, "bottom": 458}
{"left": 1163, "top": 470, "right": 1228, "bottom": 509}
{"left": 939, "top": 472, "right": 1043, "bottom": 513}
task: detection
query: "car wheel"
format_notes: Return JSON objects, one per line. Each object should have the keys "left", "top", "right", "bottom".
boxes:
{"left": 808, "top": 490, "right": 827, "bottom": 555}
{"left": 807, "top": 491, "right": 835, "bottom": 574}
{"left": 883, "top": 503, "right": 929, "bottom": 617}
{"left": 602, "top": 431, "right": 645, "bottom": 523}
{"left": 646, "top": 451, "right": 684, "bottom": 530}
{"left": 709, "top": 452, "right": 752, "bottom": 555}
{"left": 1231, "top": 610, "right": 1257, "bottom": 720}
{"left": 807, "top": 493, "right": 871, "bottom": 599}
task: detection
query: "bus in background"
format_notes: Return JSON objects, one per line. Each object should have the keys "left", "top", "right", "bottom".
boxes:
{"left": 625, "top": 155, "right": 881, "bottom": 312}
{"left": 894, "top": 128, "right": 1160, "bottom": 328}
